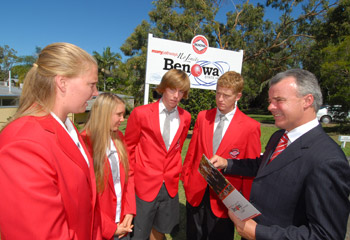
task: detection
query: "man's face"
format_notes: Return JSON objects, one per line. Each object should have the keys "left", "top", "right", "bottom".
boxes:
{"left": 162, "top": 87, "right": 184, "bottom": 110}
{"left": 216, "top": 86, "right": 242, "bottom": 114}
{"left": 268, "top": 76, "right": 307, "bottom": 131}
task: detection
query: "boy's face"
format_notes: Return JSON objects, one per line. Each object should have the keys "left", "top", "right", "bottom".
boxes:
{"left": 216, "top": 86, "right": 242, "bottom": 114}
{"left": 162, "top": 87, "right": 184, "bottom": 110}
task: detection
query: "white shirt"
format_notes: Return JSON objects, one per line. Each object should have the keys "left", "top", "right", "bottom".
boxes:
{"left": 50, "top": 112, "right": 89, "bottom": 167}
{"left": 159, "top": 99, "right": 180, "bottom": 147}
{"left": 285, "top": 118, "right": 319, "bottom": 146}
{"left": 106, "top": 138, "right": 122, "bottom": 223}
{"left": 213, "top": 107, "right": 237, "bottom": 138}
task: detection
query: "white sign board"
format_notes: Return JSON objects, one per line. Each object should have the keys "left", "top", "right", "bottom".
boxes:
{"left": 144, "top": 34, "right": 244, "bottom": 104}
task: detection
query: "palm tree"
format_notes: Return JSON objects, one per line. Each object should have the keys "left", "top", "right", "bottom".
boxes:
{"left": 93, "top": 47, "right": 122, "bottom": 91}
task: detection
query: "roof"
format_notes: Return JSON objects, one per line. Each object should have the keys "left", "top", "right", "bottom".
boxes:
{"left": 0, "top": 83, "right": 22, "bottom": 97}
{"left": 0, "top": 83, "right": 134, "bottom": 100}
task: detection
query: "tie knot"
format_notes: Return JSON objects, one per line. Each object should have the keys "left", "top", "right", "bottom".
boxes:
{"left": 164, "top": 108, "right": 176, "bottom": 116}
{"left": 281, "top": 133, "right": 289, "bottom": 144}
{"left": 219, "top": 114, "right": 226, "bottom": 121}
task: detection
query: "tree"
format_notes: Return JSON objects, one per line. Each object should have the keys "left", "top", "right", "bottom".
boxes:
{"left": 121, "top": 0, "right": 339, "bottom": 124}
{"left": 0, "top": 46, "right": 40, "bottom": 85}
{"left": 320, "top": 36, "right": 350, "bottom": 119}
{"left": 0, "top": 45, "right": 18, "bottom": 81}
{"left": 120, "top": 20, "right": 151, "bottom": 106}
{"left": 303, "top": 0, "right": 350, "bottom": 119}
{"left": 93, "top": 47, "right": 122, "bottom": 91}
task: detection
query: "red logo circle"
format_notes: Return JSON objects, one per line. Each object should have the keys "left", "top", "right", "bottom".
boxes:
{"left": 191, "top": 64, "right": 202, "bottom": 77}
{"left": 191, "top": 35, "right": 209, "bottom": 54}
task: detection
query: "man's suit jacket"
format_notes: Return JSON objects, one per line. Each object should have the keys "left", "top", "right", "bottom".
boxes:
{"left": 125, "top": 100, "right": 191, "bottom": 202}
{"left": 0, "top": 115, "right": 102, "bottom": 240}
{"left": 225, "top": 125, "right": 350, "bottom": 239}
{"left": 81, "top": 130, "right": 136, "bottom": 240}
{"left": 182, "top": 108, "right": 261, "bottom": 218}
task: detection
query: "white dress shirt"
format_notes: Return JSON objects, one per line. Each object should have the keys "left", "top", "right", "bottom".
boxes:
{"left": 213, "top": 107, "right": 237, "bottom": 138}
{"left": 285, "top": 118, "right": 319, "bottom": 145}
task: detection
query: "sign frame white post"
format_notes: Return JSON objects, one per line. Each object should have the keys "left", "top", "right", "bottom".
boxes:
{"left": 338, "top": 135, "right": 350, "bottom": 148}
{"left": 143, "top": 33, "right": 153, "bottom": 105}
{"left": 143, "top": 83, "right": 150, "bottom": 105}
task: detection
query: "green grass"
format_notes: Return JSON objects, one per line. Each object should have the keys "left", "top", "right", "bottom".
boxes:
{"left": 248, "top": 114, "right": 275, "bottom": 124}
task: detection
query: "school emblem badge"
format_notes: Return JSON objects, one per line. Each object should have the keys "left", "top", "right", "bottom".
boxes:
{"left": 229, "top": 148, "right": 240, "bottom": 159}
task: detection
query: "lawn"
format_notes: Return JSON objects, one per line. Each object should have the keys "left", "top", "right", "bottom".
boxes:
{"left": 120, "top": 115, "right": 350, "bottom": 240}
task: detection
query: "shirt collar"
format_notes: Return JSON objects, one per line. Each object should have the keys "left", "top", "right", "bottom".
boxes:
{"left": 286, "top": 118, "right": 319, "bottom": 143}
{"left": 216, "top": 107, "right": 237, "bottom": 122}
{"left": 50, "top": 112, "right": 79, "bottom": 143}
{"left": 106, "top": 137, "right": 117, "bottom": 156}
{"left": 159, "top": 98, "right": 178, "bottom": 114}
{"left": 51, "top": 112, "right": 69, "bottom": 131}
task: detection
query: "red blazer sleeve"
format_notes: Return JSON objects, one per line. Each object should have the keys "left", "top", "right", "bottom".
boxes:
{"left": 118, "top": 131, "right": 136, "bottom": 218}
{"left": 181, "top": 114, "right": 201, "bottom": 183}
{"left": 124, "top": 108, "right": 141, "bottom": 171}
{"left": 0, "top": 139, "right": 79, "bottom": 239}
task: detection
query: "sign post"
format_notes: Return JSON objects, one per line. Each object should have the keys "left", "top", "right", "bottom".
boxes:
{"left": 338, "top": 136, "right": 350, "bottom": 148}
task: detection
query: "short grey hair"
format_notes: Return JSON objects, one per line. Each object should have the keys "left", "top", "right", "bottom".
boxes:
{"left": 269, "top": 69, "right": 323, "bottom": 112}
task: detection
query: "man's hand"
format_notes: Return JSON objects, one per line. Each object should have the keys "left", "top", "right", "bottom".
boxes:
{"left": 228, "top": 210, "right": 257, "bottom": 240}
{"left": 210, "top": 155, "right": 228, "bottom": 169}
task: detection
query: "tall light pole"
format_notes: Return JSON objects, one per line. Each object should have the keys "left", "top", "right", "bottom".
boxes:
{"left": 8, "top": 69, "right": 12, "bottom": 93}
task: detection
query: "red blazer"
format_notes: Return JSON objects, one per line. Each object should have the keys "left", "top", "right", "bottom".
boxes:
{"left": 0, "top": 115, "right": 102, "bottom": 240}
{"left": 125, "top": 100, "right": 191, "bottom": 202}
{"left": 182, "top": 108, "right": 261, "bottom": 218}
{"left": 81, "top": 131, "right": 136, "bottom": 240}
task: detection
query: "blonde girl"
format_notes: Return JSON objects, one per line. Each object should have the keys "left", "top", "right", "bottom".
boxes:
{"left": 81, "top": 93, "right": 135, "bottom": 240}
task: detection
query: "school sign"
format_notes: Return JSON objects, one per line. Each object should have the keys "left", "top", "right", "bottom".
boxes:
{"left": 144, "top": 33, "right": 244, "bottom": 104}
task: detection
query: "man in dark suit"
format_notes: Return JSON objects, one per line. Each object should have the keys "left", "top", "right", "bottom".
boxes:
{"left": 211, "top": 69, "right": 350, "bottom": 239}
{"left": 182, "top": 71, "right": 261, "bottom": 240}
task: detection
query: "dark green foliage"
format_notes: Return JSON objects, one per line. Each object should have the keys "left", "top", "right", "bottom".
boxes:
{"left": 180, "top": 88, "right": 216, "bottom": 128}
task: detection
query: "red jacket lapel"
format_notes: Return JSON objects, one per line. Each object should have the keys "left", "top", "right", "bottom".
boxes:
{"left": 216, "top": 108, "right": 244, "bottom": 155}
{"left": 39, "top": 116, "right": 91, "bottom": 183}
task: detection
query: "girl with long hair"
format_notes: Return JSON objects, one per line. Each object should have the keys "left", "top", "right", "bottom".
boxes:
{"left": 0, "top": 42, "right": 102, "bottom": 239}
{"left": 81, "top": 93, "right": 135, "bottom": 240}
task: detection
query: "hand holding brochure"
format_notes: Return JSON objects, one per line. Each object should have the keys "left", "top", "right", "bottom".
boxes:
{"left": 198, "top": 154, "right": 261, "bottom": 221}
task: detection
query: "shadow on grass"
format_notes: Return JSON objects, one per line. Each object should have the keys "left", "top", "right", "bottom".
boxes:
{"left": 168, "top": 202, "right": 186, "bottom": 240}
{"left": 247, "top": 114, "right": 275, "bottom": 124}
{"left": 322, "top": 124, "right": 350, "bottom": 134}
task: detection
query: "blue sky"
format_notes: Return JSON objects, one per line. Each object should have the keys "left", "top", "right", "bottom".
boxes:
{"left": 1, "top": 0, "right": 155, "bottom": 59}
{"left": 2, "top": 0, "right": 280, "bottom": 60}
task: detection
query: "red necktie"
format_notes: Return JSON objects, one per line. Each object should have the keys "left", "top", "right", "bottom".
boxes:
{"left": 269, "top": 133, "right": 289, "bottom": 163}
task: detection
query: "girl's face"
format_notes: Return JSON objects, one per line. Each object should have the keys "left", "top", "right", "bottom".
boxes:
{"left": 110, "top": 103, "right": 125, "bottom": 132}
{"left": 64, "top": 64, "right": 99, "bottom": 114}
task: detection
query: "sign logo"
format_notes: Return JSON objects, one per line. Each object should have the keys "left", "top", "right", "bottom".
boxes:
{"left": 191, "top": 35, "right": 209, "bottom": 54}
